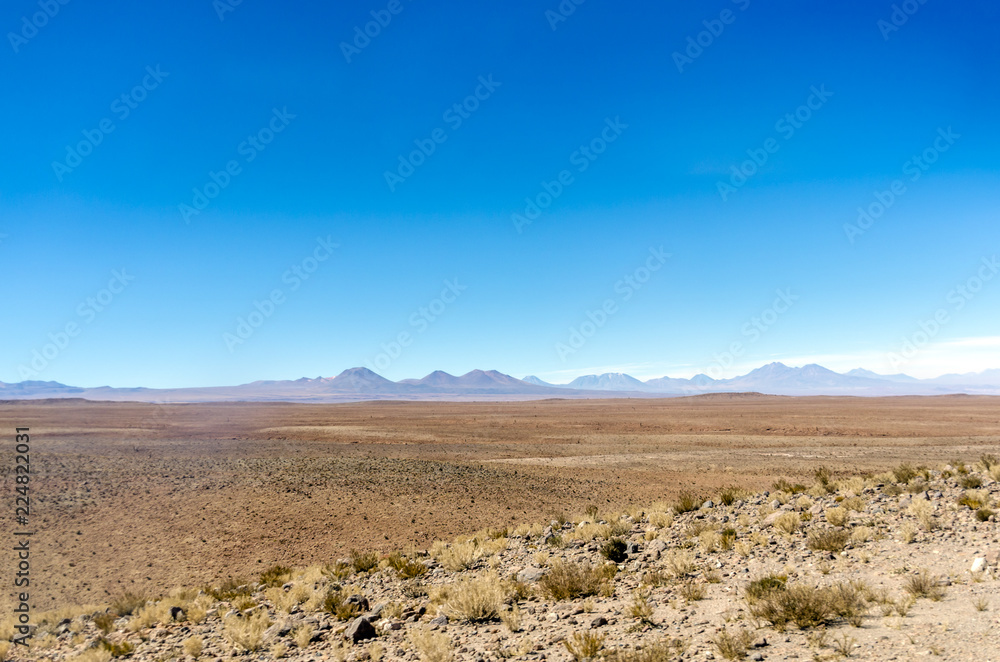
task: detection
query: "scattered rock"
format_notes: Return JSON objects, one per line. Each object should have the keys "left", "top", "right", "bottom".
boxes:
{"left": 345, "top": 616, "right": 377, "bottom": 643}
{"left": 517, "top": 567, "right": 546, "bottom": 583}
{"left": 590, "top": 616, "right": 608, "bottom": 628}
{"left": 972, "top": 557, "right": 988, "bottom": 573}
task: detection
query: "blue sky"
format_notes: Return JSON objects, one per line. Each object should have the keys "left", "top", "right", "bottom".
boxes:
{"left": 2, "top": 0, "right": 998, "bottom": 387}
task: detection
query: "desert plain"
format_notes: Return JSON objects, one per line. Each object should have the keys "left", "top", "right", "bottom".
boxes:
{"left": 1, "top": 394, "right": 998, "bottom": 613}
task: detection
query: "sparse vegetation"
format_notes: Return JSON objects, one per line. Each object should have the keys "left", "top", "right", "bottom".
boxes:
{"left": 711, "top": 627, "right": 753, "bottom": 660}
{"left": 807, "top": 527, "right": 850, "bottom": 552}
{"left": 601, "top": 538, "right": 628, "bottom": 563}
{"left": 904, "top": 570, "right": 946, "bottom": 601}
{"left": 539, "top": 561, "right": 614, "bottom": 601}
{"left": 671, "top": 492, "right": 702, "bottom": 515}
{"left": 408, "top": 627, "right": 453, "bottom": 662}
{"left": 564, "top": 631, "right": 605, "bottom": 661}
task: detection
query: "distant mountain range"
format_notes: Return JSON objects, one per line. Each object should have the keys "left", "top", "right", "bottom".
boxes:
{"left": 3, "top": 363, "right": 1000, "bottom": 403}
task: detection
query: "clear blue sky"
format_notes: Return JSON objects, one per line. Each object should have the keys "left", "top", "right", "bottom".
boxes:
{"left": 2, "top": 0, "right": 998, "bottom": 387}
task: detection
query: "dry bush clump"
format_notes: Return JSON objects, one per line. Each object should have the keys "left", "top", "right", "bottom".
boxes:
{"left": 959, "top": 490, "right": 988, "bottom": 510}
{"left": 904, "top": 570, "right": 947, "bottom": 601}
{"left": 440, "top": 573, "right": 511, "bottom": 622}
{"left": 408, "top": 627, "right": 453, "bottom": 662}
{"left": 349, "top": 549, "right": 379, "bottom": 574}
{"left": 539, "top": 561, "right": 615, "bottom": 601}
{"left": 773, "top": 512, "right": 801, "bottom": 534}
{"left": 222, "top": 611, "right": 272, "bottom": 652}
{"left": 182, "top": 635, "right": 203, "bottom": 658}
{"left": 679, "top": 581, "right": 707, "bottom": 602}
{"left": 603, "top": 638, "right": 687, "bottom": 662}
{"left": 564, "top": 631, "right": 605, "bottom": 661}
{"left": 825, "top": 507, "right": 848, "bottom": 527}
{"left": 711, "top": 627, "right": 754, "bottom": 660}
{"left": 747, "top": 581, "right": 865, "bottom": 631}
{"left": 672, "top": 492, "right": 702, "bottom": 514}
{"left": 109, "top": 592, "right": 147, "bottom": 617}
{"left": 908, "top": 499, "right": 938, "bottom": 532}
{"left": 662, "top": 549, "right": 696, "bottom": 578}
{"left": 807, "top": 527, "right": 850, "bottom": 552}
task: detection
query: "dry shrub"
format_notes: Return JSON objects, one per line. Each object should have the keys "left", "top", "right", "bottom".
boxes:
{"left": 563, "top": 631, "right": 605, "bottom": 661}
{"left": 719, "top": 486, "right": 750, "bottom": 506}
{"left": 72, "top": 650, "right": 112, "bottom": 662}
{"left": 408, "top": 627, "right": 453, "bottom": 662}
{"left": 603, "top": 638, "right": 687, "bottom": 662}
{"left": 908, "top": 499, "right": 937, "bottom": 532}
{"left": 773, "top": 512, "right": 801, "bottom": 534}
{"left": 841, "top": 495, "right": 865, "bottom": 511}
{"left": 349, "top": 549, "right": 379, "bottom": 574}
{"left": 893, "top": 463, "right": 918, "bottom": 484}
{"left": 222, "top": 612, "right": 272, "bottom": 651}
{"left": 672, "top": 492, "right": 702, "bottom": 514}
{"left": 539, "top": 561, "right": 614, "bottom": 601}
{"left": 904, "top": 570, "right": 946, "bottom": 601}
{"left": 659, "top": 549, "right": 694, "bottom": 578}
{"left": 109, "top": 592, "right": 147, "bottom": 617}
{"left": 807, "top": 527, "right": 849, "bottom": 552}
{"left": 744, "top": 574, "right": 787, "bottom": 604}
{"left": 649, "top": 510, "right": 674, "bottom": 529}
{"left": 850, "top": 526, "right": 873, "bottom": 544}
{"left": 825, "top": 507, "right": 848, "bottom": 527}
{"left": 959, "top": 489, "right": 988, "bottom": 510}
{"left": 698, "top": 529, "right": 722, "bottom": 552}
{"left": 441, "top": 573, "right": 510, "bottom": 622}
{"left": 712, "top": 627, "right": 754, "bottom": 660}
{"left": 183, "top": 636, "right": 203, "bottom": 658}
{"left": 679, "top": 581, "right": 706, "bottom": 602}
{"left": 294, "top": 624, "right": 314, "bottom": 649}
{"left": 500, "top": 605, "right": 522, "bottom": 632}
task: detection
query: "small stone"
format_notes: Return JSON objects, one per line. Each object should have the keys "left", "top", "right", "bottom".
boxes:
{"left": 345, "top": 594, "right": 370, "bottom": 612}
{"left": 751, "top": 653, "right": 764, "bottom": 661}
{"left": 430, "top": 615, "right": 448, "bottom": 626}
{"left": 169, "top": 606, "right": 185, "bottom": 621}
{"left": 590, "top": 616, "right": 608, "bottom": 628}
{"left": 972, "top": 557, "right": 988, "bottom": 573}
{"left": 517, "top": 567, "right": 546, "bottom": 583}
{"left": 702, "top": 500, "right": 715, "bottom": 509}
{"left": 345, "top": 617, "right": 377, "bottom": 643}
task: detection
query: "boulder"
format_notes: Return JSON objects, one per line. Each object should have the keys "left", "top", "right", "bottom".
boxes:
{"left": 517, "top": 567, "right": 546, "bottom": 583}
{"left": 345, "top": 617, "right": 376, "bottom": 643}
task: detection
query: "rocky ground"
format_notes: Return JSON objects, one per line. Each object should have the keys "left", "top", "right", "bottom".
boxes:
{"left": 7, "top": 458, "right": 1000, "bottom": 662}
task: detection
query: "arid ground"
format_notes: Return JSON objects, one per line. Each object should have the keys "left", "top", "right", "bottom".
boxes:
{"left": 1, "top": 395, "right": 998, "bottom": 611}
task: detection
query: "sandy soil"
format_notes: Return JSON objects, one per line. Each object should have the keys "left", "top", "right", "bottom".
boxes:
{"left": 0, "top": 395, "right": 998, "bottom": 611}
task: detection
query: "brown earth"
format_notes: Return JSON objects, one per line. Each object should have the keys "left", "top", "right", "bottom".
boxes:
{"left": 0, "top": 395, "right": 998, "bottom": 612}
